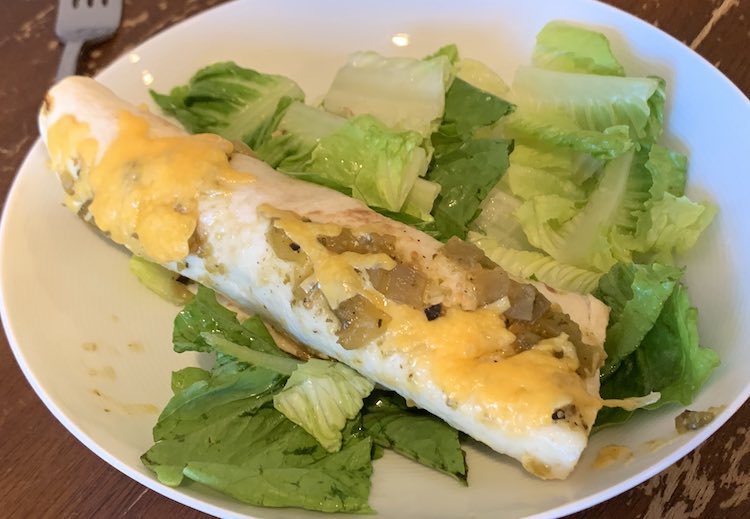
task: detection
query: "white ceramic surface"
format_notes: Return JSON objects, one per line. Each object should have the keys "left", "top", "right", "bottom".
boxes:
{"left": 1, "top": 1, "right": 749, "bottom": 518}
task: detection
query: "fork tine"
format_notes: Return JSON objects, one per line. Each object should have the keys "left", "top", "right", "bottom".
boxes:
{"left": 54, "top": 0, "right": 123, "bottom": 82}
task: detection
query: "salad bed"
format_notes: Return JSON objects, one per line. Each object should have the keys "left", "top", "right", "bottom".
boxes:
{"left": 137, "top": 21, "right": 718, "bottom": 512}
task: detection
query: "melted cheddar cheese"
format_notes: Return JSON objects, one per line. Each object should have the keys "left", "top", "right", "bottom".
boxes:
{"left": 47, "top": 111, "right": 253, "bottom": 263}
{"left": 266, "top": 207, "right": 602, "bottom": 434}
{"left": 266, "top": 206, "right": 396, "bottom": 308}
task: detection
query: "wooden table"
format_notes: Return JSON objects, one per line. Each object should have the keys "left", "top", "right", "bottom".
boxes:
{"left": 0, "top": 0, "right": 748, "bottom": 517}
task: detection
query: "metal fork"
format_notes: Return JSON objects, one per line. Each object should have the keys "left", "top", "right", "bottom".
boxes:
{"left": 55, "top": 0, "right": 123, "bottom": 82}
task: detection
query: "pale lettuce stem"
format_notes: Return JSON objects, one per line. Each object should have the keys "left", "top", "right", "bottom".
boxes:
{"left": 201, "top": 332, "right": 301, "bottom": 376}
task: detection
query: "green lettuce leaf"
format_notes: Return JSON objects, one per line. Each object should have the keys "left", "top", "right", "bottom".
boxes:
{"left": 597, "top": 284, "right": 720, "bottom": 428}
{"left": 644, "top": 77, "right": 667, "bottom": 144}
{"left": 401, "top": 178, "right": 442, "bottom": 221}
{"left": 202, "top": 333, "right": 301, "bottom": 376}
{"left": 507, "top": 162, "right": 588, "bottom": 201}
{"left": 150, "top": 62, "right": 304, "bottom": 148}
{"left": 254, "top": 101, "right": 346, "bottom": 170}
{"left": 255, "top": 103, "right": 434, "bottom": 218}
{"left": 128, "top": 255, "right": 193, "bottom": 306}
{"left": 363, "top": 392, "right": 467, "bottom": 483}
{"left": 636, "top": 193, "right": 717, "bottom": 263}
{"left": 146, "top": 287, "right": 375, "bottom": 512}
{"left": 431, "top": 77, "right": 515, "bottom": 148}
{"left": 646, "top": 143, "right": 687, "bottom": 197}
{"left": 200, "top": 332, "right": 375, "bottom": 455}
{"left": 427, "top": 138, "right": 513, "bottom": 240}
{"left": 456, "top": 58, "right": 510, "bottom": 97}
{"left": 425, "top": 43, "right": 460, "bottom": 66}
{"left": 503, "top": 114, "right": 633, "bottom": 160}
{"left": 533, "top": 21, "right": 626, "bottom": 76}
{"left": 640, "top": 285, "right": 720, "bottom": 405}
{"left": 507, "top": 141, "right": 714, "bottom": 277}
{"left": 323, "top": 51, "right": 451, "bottom": 136}
{"left": 426, "top": 77, "right": 515, "bottom": 240}
{"left": 510, "top": 66, "right": 663, "bottom": 143}
{"left": 144, "top": 405, "right": 373, "bottom": 513}
{"left": 633, "top": 145, "right": 715, "bottom": 261}
{"left": 152, "top": 359, "right": 283, "bottom": 443}
{"left": 172, "top": 286, "right": 286, "bottom": 356}
{"left": 515, "top": 150, "right": 635, "bottom": 272}
{"left": 595, "top": 262, "right": 683, "bottom": 378}
{"left": 621, "top": 144, "right": 717, "bottom": 262}
{"left": 170, "top": 367, "right": 210, "bottom": 395}
{"left": 274, "top": 359, "right": 375, "bottom": 452}
{"left": 470, "top": 182, "right": 533, "bottom": 250}
{"left": 305, "top": 115, "right": 428, "bottom": 211}
{"left": 470, "top": 232, "right": 602, "bottom": 293}
{"left": 510, "top": 143, "right": 604, "bottom": 186}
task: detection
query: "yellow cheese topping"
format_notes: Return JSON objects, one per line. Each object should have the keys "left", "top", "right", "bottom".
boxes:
{"left": 266, "top": 206, "right": 396, "bottom": 308}
{"left": 386, "top": 306, "right": 600, "bottom": 431}
{"left": 46, "top": 115, "right": 98, "bottom": 207}
{"left": 47, "top": 111, "right": 253, "bottom": 263}
{"left": 266, "top": 207, "right": 602, "bottom": 433}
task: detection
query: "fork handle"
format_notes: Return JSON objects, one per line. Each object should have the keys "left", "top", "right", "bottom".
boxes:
{"left": 55, "top": 40, "right": 85, "bottom": 83}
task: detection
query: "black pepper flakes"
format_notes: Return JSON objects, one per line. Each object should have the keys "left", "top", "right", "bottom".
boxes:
{"left": 424, "top": 303, "right": 443, "bottom": 321}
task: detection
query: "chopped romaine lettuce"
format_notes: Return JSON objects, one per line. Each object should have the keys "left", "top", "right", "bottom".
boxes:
{"left": 510, "top": 143, "right": 604, "bottom": 186}
{"left": 150, "top": 61, "right": 304, "bottom": 148}
{"left": 402, "top": 177, "right": 442, "bottom": 221}
{"left": 507, "top": 162, "right": 588, "bottom": 201}
{"left": 144, "top": 401, "right": 373, "bottom": 513}
{"left": 596, "top": 282, "right": 720, "bottom": 428}
{"left": 128, "top": 255, "right": 193, "bottom": 305}
{"left": 595, "top": 262, "right": 683, "bottom": 378}
{"left": 516, "top": 150, "right": 635, "bottom": 272}
{"left": 431, "top": 77, "right": 515, "bottom": 148}
{"left": 170, "top": 367, "right": 210, "bottom": 394}
{"left": 257, "top": 104, "right": 432, "bottom": 215}
{"left": 323, "top": 51, "right": 451, "bottom": 136}
{"left": 177, "top": 417, "right": 373, "bottom": 514}
{"left": 254, "top": 101, "right": 346, "bottom": 170}
{"left": 181, "top": 303, "right": 375, "bottom": 454}
{"left": 503, "top": 114, "right": 633, "bottom": 159}
{"left": 427, "top": 138, "right": 513, "bottom": 240}
{"left": 470, "top": 182, "right": 532, "bottom": 250}
{"left": 636, "top": 193, "right": 717, "bottom": 263}
{"left": 144, "top": 33, "right": 721, "bottom": 485}
{"left": 504, "top": 139, "right": 714, "bottom": 276}
{"left": 646, "top": 143, "right": 688, "bottom": 197}
{"left": 533, "top": 21, "right": 626, "bottom": 76}
{"left": 470, "top": 232, "right": 602, "bottom": 293}
{"left": 152, "top": 354, "right": 284, "bottom": 445}
{"left": 307, "top": 115, "right": 428, "bottom": 211}
{"left": 426, "top": 77, "right": 515, "bottom": 240}
{"left": 172, "top": 286, "right": 288, "bottom": 356}
{"left": 632, "top": 145, "right": 716, "bottom": 262}
{"left": 363, "top": 391, "right": 467, "bottom": 483}
{"left": 274, "top": 359, "right": 375, "bottom": 452}
{"left": 457, "top": 58, "right": 510, "bottom": 97}
{"left": 202, "top": 332, "right": 301, "bottom": 376}
{"left": 145, "top": 288, "right": 375, "bottom": 512}
{"left": 510, "top": 66, "right": 664, "bottom": 143}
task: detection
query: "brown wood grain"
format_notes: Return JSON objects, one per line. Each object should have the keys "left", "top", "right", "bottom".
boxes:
{"left": 0, "top": 1, "right": 748, "bottom": 517}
